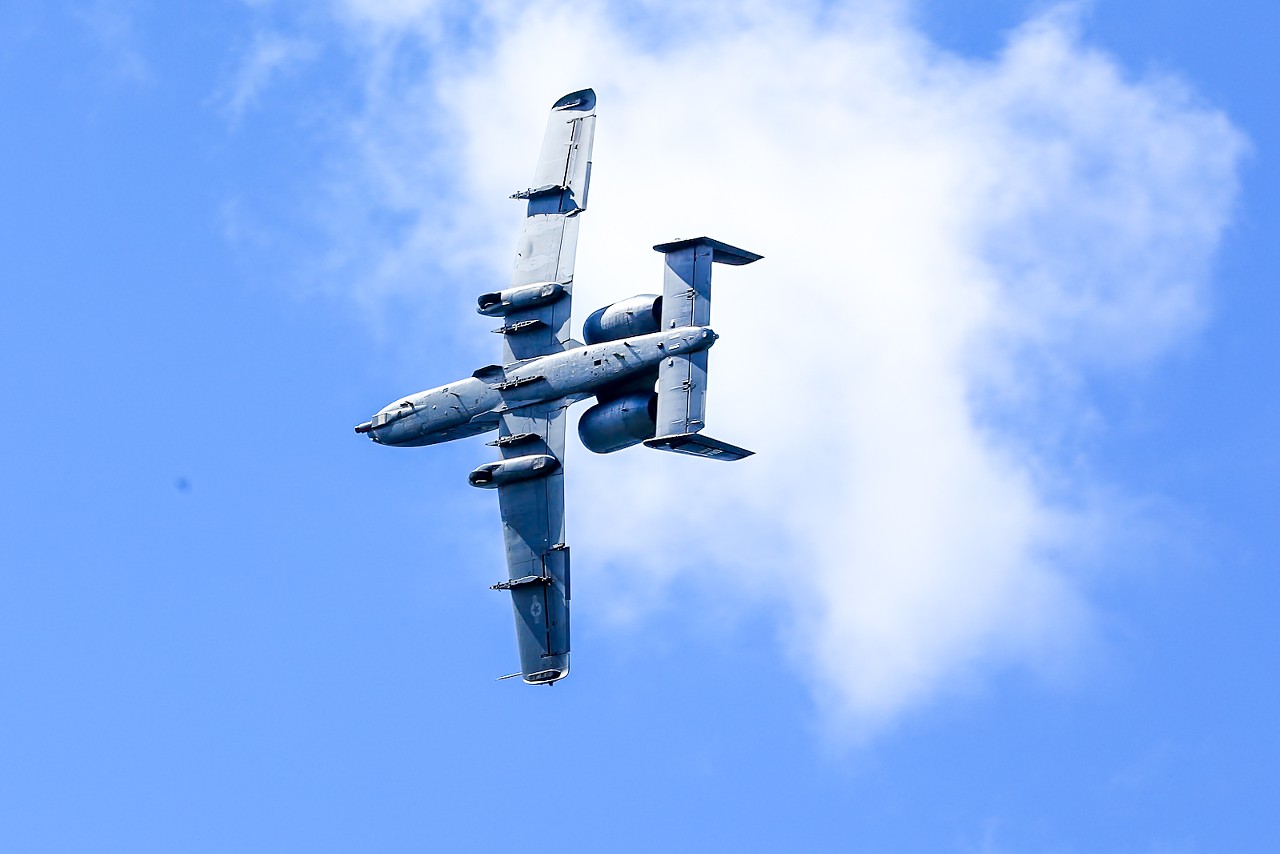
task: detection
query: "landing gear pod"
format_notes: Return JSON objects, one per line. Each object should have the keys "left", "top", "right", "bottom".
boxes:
{"left": 468, "top": 454, "right": 561, "bottom": 488}
{"left": 476, "top": 282, "right": 567, "bottom": 317}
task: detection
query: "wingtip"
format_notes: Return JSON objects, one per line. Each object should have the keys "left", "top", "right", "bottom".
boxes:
{"left": 553, "top": 88, "right": 596, "bottom": 112}
{"left": 652, "top": 237, "right": 763, "bottom": 265}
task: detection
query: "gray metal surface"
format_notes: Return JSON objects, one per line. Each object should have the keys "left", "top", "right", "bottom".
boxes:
{"left": 485, "top": 89, "right": 592, "bottom": 683}
{"left": 356, "top": 91, "right": 762, "bottom": 685}
{"left": 652, "top": 242, "right": 712, "bottom": 439}
{"left": 499, "top": 89, "right": 596, "bottom": 364}
{"left": 648, "top": 238, "right": 760, "bottom": 457}
{"left": 494, "top": 400, "right": 570, "bottom": 681}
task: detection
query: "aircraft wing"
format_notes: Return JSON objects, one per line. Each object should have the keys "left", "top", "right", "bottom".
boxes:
{"left": 486, "top": 90, "right": 592, "bottom": 684}
{"left": 498, "top": 88, "right": 597, "bottom": 363}
{"left": 490, "top": 399, "right": 571, "bottom": 684}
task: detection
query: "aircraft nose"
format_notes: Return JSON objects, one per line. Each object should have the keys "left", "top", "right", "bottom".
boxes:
{"left": 355, "top": 420, "right": 384, "bottom": 443}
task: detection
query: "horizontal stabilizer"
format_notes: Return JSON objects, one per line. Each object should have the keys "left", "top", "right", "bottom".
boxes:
{"left": 644, "top": 432, "right": 753, "bottom": 461}
{"left": 651, "top": 237, "right": 762, "bottom": 266}
{"left": 646, "top": 236, "right": 760, "bottom": 462}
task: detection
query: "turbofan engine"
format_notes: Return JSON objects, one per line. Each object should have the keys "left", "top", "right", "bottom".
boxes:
{"left": 582, "top": 294, "right": 663, "bottom": 344}
{"left": 577, "top": 391, "right": 658, "bottom": 454}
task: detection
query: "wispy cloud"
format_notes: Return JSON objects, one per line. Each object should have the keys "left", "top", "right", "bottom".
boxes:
{"left": 332, "top": 0, "right": 443, "bottom": 30}
{"left": 72, "top": 0, "right": 151, "bottom": 85}
{"left": 216, "top": 29, "right": 317, "bottom": 122}
{"left": 243, "top": 0, "right": 1244, "bottom": 737}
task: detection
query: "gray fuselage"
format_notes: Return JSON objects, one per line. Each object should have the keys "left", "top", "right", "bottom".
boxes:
{"left": 364, "top": 325, "right": 716, "bottom": 448}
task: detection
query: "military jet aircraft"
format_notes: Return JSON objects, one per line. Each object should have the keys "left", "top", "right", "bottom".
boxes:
{"left": 354, "top": 88, "right": 760, "bottom": 685}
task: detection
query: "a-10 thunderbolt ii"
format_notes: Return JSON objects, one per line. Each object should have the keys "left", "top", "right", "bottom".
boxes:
{"left": 354, "top": 89, "right": 760, "bottom": 685}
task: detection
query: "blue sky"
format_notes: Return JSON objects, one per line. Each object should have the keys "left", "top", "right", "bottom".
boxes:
{"left": 2, "top": 1, "right": 1277, "bottom": 851}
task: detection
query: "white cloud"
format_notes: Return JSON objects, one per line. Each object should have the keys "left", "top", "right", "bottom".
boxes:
{"left": 265, "top": 0, "right": 1245, "bottom": 736}
{"left": 217, "top": 29, "right": 317, "bottom": 122}
{"left": 332, "top": 0, "right": 437, "bottom": 26}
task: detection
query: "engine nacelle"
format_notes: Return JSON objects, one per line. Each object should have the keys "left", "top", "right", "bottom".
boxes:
{"left": 468, "top": 454, "right": 560, "bottom": 488}
{"left": 582, "top": 294, "right": 663, "bottom": 344}
{"left": 577, "top": 391, "right": 658, "bottom": 454}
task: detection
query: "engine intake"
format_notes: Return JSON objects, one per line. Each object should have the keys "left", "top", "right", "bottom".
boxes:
{"left": 582, "top": 294, "right": 663, "bottom": 344}
{"left": 468, "top": 454, "right": 561, "bottom": 488}
{"left": 577, "top": 391, "right": 658, "bottom": 454}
